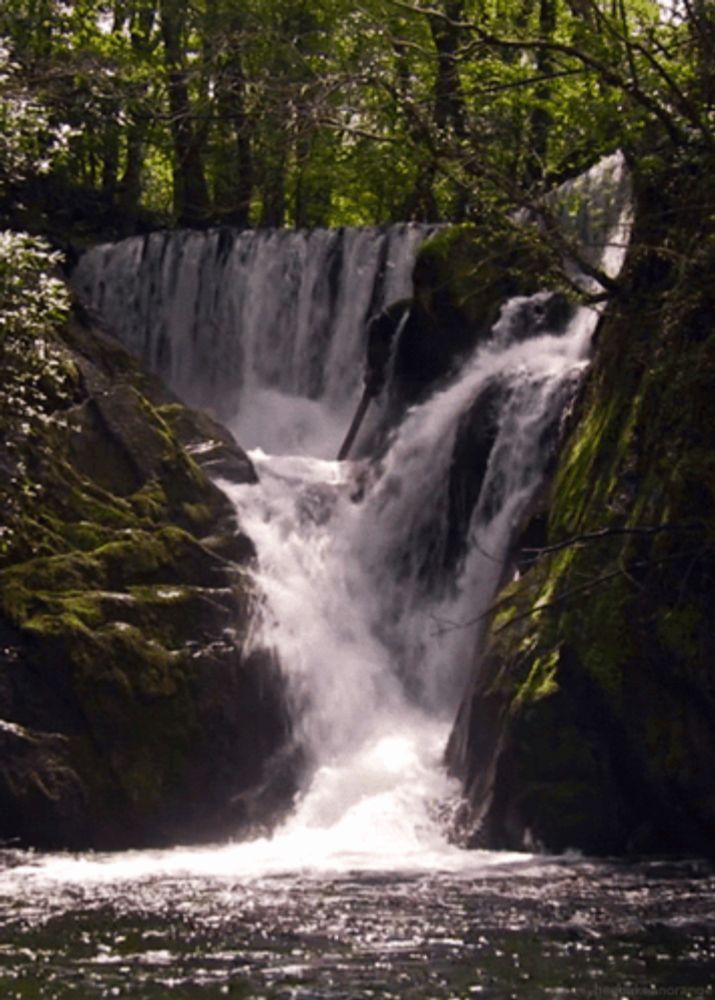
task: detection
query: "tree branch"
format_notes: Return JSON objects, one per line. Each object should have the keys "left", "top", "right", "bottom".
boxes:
{"left": 430, "top": 524, "right": 701, "bottom": 638}
{"left": 389, "top": 0, "right": 690, "bottom": 148}
{"left": 522, "top": 522, "right": 699, "bottom": 556}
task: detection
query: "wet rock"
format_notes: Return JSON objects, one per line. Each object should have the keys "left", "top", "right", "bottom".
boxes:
{"left": 443, "top": 378, "right": 505, "bottom": 573}
{"left": 159, "top": 402, "right": 259, "bottom": 486}
{"left": 447, "top": 165, "right": 715, "bottom": 859}
{"left": 0, "top": 718, "right": 87, "bottom": 848}
{"left": 363, "top": 225, "right": 566, "bottom": 449}
{"left": 0, "top": 303, "right": 293, "bottom": 849}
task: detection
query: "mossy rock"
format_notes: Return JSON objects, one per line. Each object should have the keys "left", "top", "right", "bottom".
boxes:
{"left": 0, "top": 302, "right": 293, "bottom": 849}
{"left": 0, "top": 720, "right": 88, "bottom": 848}
{"left": 158, "top": 402, "right": 258, "bottom": 485}
{"left": 414, "top": 222, "right": 559, "bottom": 335}
{"left": 447, "top": 160, "right": 715, "bottom": 858}
{"left": 387, "top": 223, "right": 565, "bottom": 410}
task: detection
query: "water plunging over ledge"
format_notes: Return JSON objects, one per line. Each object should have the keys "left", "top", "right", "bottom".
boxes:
{"left": 72, "top": 216, "right": 604, "bottom": 873}
{"left": 4, "top": 156, "right": 711, "bottom": 996}
{"left": 73, "top": 222, "right": 436, "bottom": 459}
{"left": 68, "top": 155, "right": 635, "bottom": 874}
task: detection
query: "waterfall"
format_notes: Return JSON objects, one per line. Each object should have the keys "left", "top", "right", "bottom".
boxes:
{"left": 206, "top": 299, "right": 595, "bottom": 869}
{"left": 72, "top": 223, "right": 434, "bottom": 459}
{"left": 71, "top": 155, "right": 631, "bottom": 870}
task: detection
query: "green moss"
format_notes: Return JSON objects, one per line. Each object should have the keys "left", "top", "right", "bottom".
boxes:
{"left": 58, "top": 520, "right": 120, "bottom": 551}
{"left": 33, "top": 591, "right": 106, "bottom": 630}
{"left": 61, "top": 620, "right": 195, "bottom": 811}
{"left": 512, "top": 646, "right": 561, "bottom": 710}
{"left": 137, "top": 393, "right": 176, "bottom": 444}
{"left": 24, "top": 609, "right": 91, "bottom": 638}
{"left": 129, "top": 480, "right": 168, "bottom": 521}
{"left": 415, "top": 221, "right": 561, "bottom": 333}
{"left": 156, "top": 402, "right": 186, "bottom": 424}
{"left": 0, "top": 551, "right": 102, "bottom": 618}
{"left": 57, "top": 477, "right": 139, "bottom": 529}
{"left": 93, "top": 622, "right": 178, "bottom": 696}
{"left": 180, "top": 501, "right": 213, "bottom": 529}
{"left": 551, "top": 389, "right": 622, "bottom": 536}
{"left": 493, "top": 603, "right": 517, "bottom": 632}
{"left": 93, "top": 526, "right": 202, "bottom": 586}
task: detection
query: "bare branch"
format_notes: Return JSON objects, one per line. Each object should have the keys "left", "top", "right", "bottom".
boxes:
{"left": 522, "top": 522, "right": 700, "bottom": 556}
{"left": 430, "top": 524, "right": 701, "bottom": 638}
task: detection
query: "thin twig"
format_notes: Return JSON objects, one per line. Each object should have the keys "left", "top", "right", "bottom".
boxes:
{"left": 522, "top": 521, "right": 699, "bottom": 556}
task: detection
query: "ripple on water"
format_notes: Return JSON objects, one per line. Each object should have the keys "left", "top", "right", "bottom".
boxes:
{"left": 0, "top": 853, "right": 713, "bottom": 998}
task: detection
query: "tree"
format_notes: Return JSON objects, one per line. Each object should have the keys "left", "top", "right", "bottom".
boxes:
{"left": 0, "top": 0, "right": 712, "bottom": 235}
{"left": 159, "top": 0, "right": 210, "bottom": 224}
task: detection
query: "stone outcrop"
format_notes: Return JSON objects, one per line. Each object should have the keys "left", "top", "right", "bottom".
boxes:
{"left": 0, "top": 303, "right": 294, "bottom": 849}
{"left": 388, "top": 223, "right": 562, "bottom": 408}
{"left": 359, "top": 223, "right": 566, "bottom": 462}
{"left": 446, "top": 162, "right": 715, "bottom": 858}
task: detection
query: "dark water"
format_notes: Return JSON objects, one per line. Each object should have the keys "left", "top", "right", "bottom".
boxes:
{"left": 1, "top": 852, "right": 713, "bottom": 998}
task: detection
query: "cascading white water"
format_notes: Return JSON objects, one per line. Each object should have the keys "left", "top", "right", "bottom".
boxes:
{"left": 64, "top": 153, "right": 632, "bottom": 876}
{"left": 72, "top": 223, "right": 434, "bottom": 459}
{"left": 34, "top": 297, "right": 599, "bottom": 883}
{"left": 208, "top": 298, "right": 596, "bottom": 872}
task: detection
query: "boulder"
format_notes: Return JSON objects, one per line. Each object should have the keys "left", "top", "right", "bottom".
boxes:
{"left": 370, "top": 224, "right": 565, "bottom": 420}
{"left": 0, "top": 302, "right": 295, "bottom": 849}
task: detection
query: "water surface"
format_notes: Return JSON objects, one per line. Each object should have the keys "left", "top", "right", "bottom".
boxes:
{"left": 1, "top": 850, "right": 713, "bottom": 998}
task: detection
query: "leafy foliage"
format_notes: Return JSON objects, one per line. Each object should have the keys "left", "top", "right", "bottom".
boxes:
{"left": 0, "top": 230, "right": 69, "bottom": 337}
{"left": 0, "top": 33, "right": 71, "bottom": 342}
{"left": 0, "top": 1, "right": 713, "bottom": 229}
{"left": 0, "top": 36, "right": 73, "bottom": 192}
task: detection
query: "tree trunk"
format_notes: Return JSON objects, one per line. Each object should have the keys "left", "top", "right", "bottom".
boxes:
{"left": 525, "top": 0, "right": 556, "bottom": 185}
{"left": 117, "top": 122, "right": 145, "bottom": 231}
{"left": 428, "top": 0, "right": 467, "bottom": 140}
{"left": 214, "top": 47, "right": 253, "bottom": 227}
{"left": 259, "top": 154, "right": 286, "bottom": 228}
{"left": 159, "top": 0, "right": 210, "bottom": 226}
{"left": 116, "top": 3, "right": 157, "bottom": 230}
{"left": 100, "top": 1, "right": 129, "bottom": 199}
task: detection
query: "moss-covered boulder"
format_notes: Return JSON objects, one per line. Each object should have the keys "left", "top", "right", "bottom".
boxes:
{"left": 413, "top": 222, "right": 558, "bottom": 334}
{"left": 0, "top": 303, "right": 294, "bottom": 849}
{"left": 383, "top": 223, "right": 565, "bottom": 409}
{"left": 447, "top": 159, "right": 715, "bottom": 858}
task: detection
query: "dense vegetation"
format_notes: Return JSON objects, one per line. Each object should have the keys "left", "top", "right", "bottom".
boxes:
{"left": 1, "top": 0, "right": 713, "bottom": 238}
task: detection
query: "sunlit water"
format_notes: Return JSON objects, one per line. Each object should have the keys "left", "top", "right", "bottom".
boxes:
{"left": 16, "top": 157, "right": 713, "bottom": 997}
{"left": 1, "top": 850, "right": 713, "bottom": 998}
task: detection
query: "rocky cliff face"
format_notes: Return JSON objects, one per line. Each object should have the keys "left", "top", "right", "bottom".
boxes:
{"left": 446, "top": 161, "right": 715, "bottom": 857}
{"left": 0, "top": 303, "right": 294, "bottom": 849}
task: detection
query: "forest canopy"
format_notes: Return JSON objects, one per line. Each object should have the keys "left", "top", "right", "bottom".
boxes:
{"left": 0, "top": 0, "right": 713, "bottom": 236}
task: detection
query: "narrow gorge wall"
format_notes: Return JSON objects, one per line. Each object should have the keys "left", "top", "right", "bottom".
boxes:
{"left": 446, "top": 163, "right": 715, "bottom": 858}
